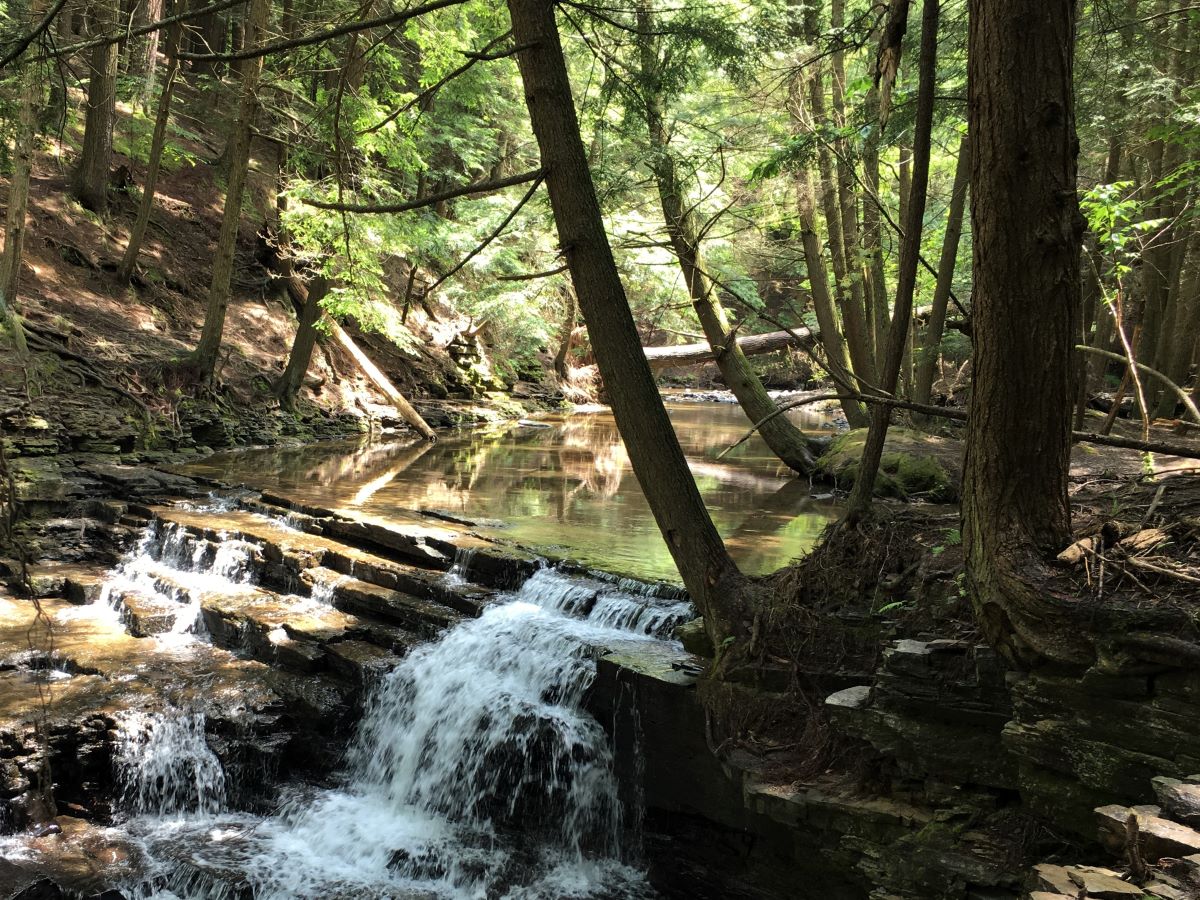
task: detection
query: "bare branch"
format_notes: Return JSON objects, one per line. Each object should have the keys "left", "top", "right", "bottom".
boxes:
{"left": 178, "top": 0, "right": 467, "bottom": 63}
{"left": 425, "top": 175, "right": 546, "bottom": 295}
{"left": 301, "top": 168, "right": 545, "bottom": 214}
{"left": 0, "top": 0, "right": 69, "bottom": 70}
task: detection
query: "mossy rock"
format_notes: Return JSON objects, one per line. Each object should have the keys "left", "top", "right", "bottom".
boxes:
{"left": 676, "top": 617, "right": 714, "bottom": 658}
{"left": 816, "top": 427, "right": 961, "bottom": 502}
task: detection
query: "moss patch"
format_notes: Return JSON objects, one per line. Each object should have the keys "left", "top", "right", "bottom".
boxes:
{"left": 816, "top": 427, "right": 961, "bottom": 502}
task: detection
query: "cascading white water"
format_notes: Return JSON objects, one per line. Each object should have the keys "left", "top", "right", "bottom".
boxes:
{"left": 442, "top": 547, "right": 477, "bottom": 586}
{"left": 126, "top": 567, "right": 681, "bottom": 900}
{"left": 115, "top": 709, "right": 227, "bottom": 816}
{"left": 89, "top": 520, "right": 260, "bottom": 643}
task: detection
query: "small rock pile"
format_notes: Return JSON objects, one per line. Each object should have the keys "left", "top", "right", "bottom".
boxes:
{"left": 1029, "top": 776, "right": 1200, "bottom": 898}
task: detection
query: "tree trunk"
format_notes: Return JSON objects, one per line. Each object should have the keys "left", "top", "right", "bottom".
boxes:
{"left": 330, "top": 323, "right": 437, "bottom": 440}
{"left": 1153, "top": 234, "right": 1198, "bottom": 418}
{"left": 507, "top": 0, "right": 750, "bottom": 648}
{"left": 0, "top": 0, "right": 45, "bottom": 356}
{"left": 829, "top": 0, "right": 875, "bottom": 387}
{"left": 797, "top": 168, "right": 868, "bottom": 427}
{"left": 788, "top": 58, "right": 868, "bottom": 427}
{"left": 803, "top": 29, "right": 875, "bottom": 389}
{"left": 635, "top": 0, "right": 817, "bottom": 475}
{"left": 913, "top": 134, "right": 969, "bottom": 409}
{"left": 131, "top": 0, "right": 164, "bottom": 105}
{"left": 553, "top": 286, "right": 576, "bottom": 379}
{"left": 846, "top": 0, "right": 939, "bottom": 518}
{"left": 71, "top": 0, "right": 120, "bottom": 214}
{"left": 275, "top": 275, "right": 330, "bottom": 409}
{"left": 187, "top": 0, "right": 270, "bottom": 379}
{"left": 117, "top": 21, "right": 182, "bottom": 284}
{"left": 962, "top": 0, "right": 1087, "bottom": 667}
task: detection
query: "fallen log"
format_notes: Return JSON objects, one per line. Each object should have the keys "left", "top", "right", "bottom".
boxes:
{"left": 644, "top": 326, "right": 816, "bottom": 370}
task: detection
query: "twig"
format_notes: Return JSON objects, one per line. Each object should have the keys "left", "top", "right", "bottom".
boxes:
{"left": 715, "top": 391, "right": 1200, "bottom": 462}
{"left": 1124, "top": 557, "right": 1200, "bottom": 585}
{"left": 1076, "top": 344, "right": 1200, "bottom": 423}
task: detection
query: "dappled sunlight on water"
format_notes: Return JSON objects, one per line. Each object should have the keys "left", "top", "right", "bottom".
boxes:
{"left": 181, "top": 403, "right": 841, "bottom": 582}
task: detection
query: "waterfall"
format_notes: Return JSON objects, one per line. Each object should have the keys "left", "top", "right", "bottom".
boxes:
{"left": 123, "top": 567, "right": 680, "bottom": 899}
{"left": 89, "top": 520, "right": 259, "bottom": 644}
{"left": 115, "top": 709, "right": 227, "bottom": 816}
{"left": 443, "top": 547, "right": 477, "bottom": 585}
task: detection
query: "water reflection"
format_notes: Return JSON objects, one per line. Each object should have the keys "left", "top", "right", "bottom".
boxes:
{"left": 181, "top": 403, "right": 841, "bottom": 583}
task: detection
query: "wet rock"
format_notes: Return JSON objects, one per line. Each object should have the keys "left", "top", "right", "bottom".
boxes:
{"left": 1152, "top": 776, "right": 1200, "bottom": 826}
{"left": 325, "top": 640, "right": 401, "bottom": 686}
{"left": 77, "top": 464, "right": 201, "bottom": 501}
{"left": 675, "top": 617, "right": 713, "bottom": 658}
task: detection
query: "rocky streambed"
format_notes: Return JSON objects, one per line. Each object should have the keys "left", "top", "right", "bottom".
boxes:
{"left": 0, "top": 472, "right": 701, "bottom": 899}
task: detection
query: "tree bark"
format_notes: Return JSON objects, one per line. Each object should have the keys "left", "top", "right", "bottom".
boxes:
{"left": 634, "top": 0, "right": 817, "bottom": 475}
{"left": 644, "top": 327, "right": 816, "bottom": 370}
{"left": 788, "top": 57, "right": 868, "bottom": 426}
{"left": 71, "top": 0, "right": 120, "bottom": 214}
{"left": 846, "top": 0, "right": 939, "bottom": 518}
{"left": 117, "top": 21, "right": 181, "bottom": 284}
{"left": 507, "top": 0, "right": 750, "bottom": 647}
{"left": 187, "top": 0, "right": 269, "bottom": 378}
{"left": 963, "top": 0, "right": 1087, "bottom": 667}
{"left": 553, "top": 285, "right": 576, "bottom": 379}
{"left": 0, "top": 0, "right": 45, "bottom": 356}
{"left": 913, "top": 134, "right": 970, "bottom": 409}
{"left": 275, "top": 275, "right": 329, "bottom": 409}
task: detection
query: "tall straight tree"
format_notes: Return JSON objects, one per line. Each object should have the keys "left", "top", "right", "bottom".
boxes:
{"left": 118, "top": 17, "right": 182, "bottom": 284}
{"left": 632, "top": 0, "right": 819, "bottom": 475}
{"left": 187, "top": 0, "right": 271, "bottom": 378}
{"left": 0, "top": 0, "right": 46, "bottom": 355}
{"left": 71, "top": 0, "right": 120, "bottom": 213}
{"left": 846, "top": 0, "right": 938, "bottom": 517}
{"left": 913, "top": 134, "right": 970, "bottom": 410}
{"left": 962, "top": 0, "right": 1086, "bottom": 666}
{"left": 507, "top": 0, "right": 753, "bottom": 647}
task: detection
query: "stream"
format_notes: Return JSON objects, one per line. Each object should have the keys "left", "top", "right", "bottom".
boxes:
{"left": 1, "top": 402, "right": 838, "bottom": 898}
{"left": 181, "top": 401, "right": 841, "bottom": 583}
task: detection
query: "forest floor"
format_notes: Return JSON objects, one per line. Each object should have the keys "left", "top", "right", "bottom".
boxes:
{"left": 1, "top": 80, "right": 562, "bottom": 464}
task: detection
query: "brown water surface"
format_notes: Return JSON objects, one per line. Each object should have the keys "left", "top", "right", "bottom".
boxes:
{"left": 181, "top": 402, "right": 841, "bottom": 583}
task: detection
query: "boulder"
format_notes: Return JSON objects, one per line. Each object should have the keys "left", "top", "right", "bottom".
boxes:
{"left": 1152, "top": 776, "right": 1200, "bottom": 826}
{"left": 814, "top": 427, "right": 960, "bottom": 501}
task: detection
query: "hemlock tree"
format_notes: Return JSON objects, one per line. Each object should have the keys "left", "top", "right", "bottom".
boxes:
{"left": 186, "top": 0, "right": 271, "bottom": 379}
{"left": 630, "top": 0, "right": 820, "bottom": 476}
{"left": 71, "top": 0, "right": 120, "bottom": 213}
{"left": 507, "top": 0, "right": 756, "bottom": 650}
{"left": 962, "top": 0, "right": 1086, "bottom": 666}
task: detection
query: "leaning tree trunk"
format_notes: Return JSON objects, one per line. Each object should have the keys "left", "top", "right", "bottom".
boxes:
{"left": 553, "top": 286, "right": 576, "bottom": 379}
{"left": 187, "top": 0, "right": 270, "bottom": 379}
{"left": 913, "top": 134, "right": 970, "bottom": 410}
{"left": 507, "top": 0, "right": 752, "bottom": 649}
{"left": 275, "top": 275, "right": 330, "bottom": 409}
{"left": 71, "top": 0, "right": 120, "bottom": 214}
{"left": 118, "top": 21, "right": 182, "bottom": 283}
{"left": 0, "top": 0, "right": 46, "bottom": 355}
{"left": 635, "top": 0, "right": 818, "bottom": 476}
{"left": 962, "top": 0, "right": 1088, "bottom": 667}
